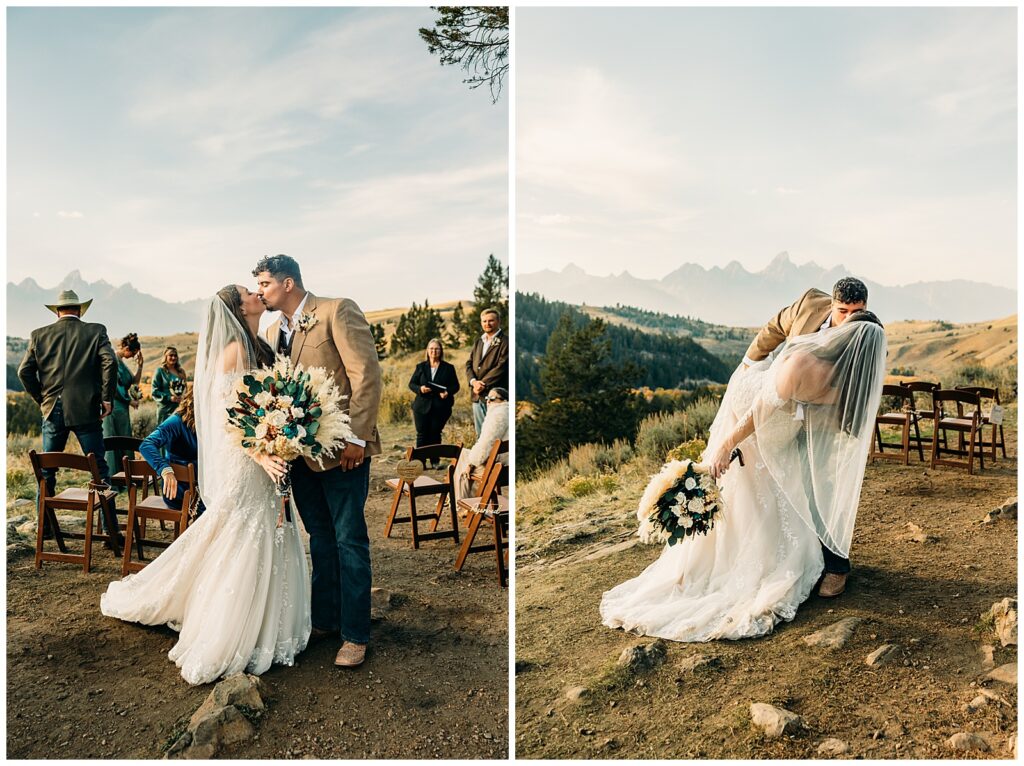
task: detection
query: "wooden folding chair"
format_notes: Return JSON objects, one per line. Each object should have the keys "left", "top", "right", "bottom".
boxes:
{"left": 871, "top": 385, "right": 923, "bottom": 464}
{"left": 955, "top": 386, "right": 1007, "bottom": 462}
{"left": 103, "top": 436, "right": 145, "bottom": 492}
{"left": 930, "top": 389, "right": 984, "bottom": 475}
{"left": 383, "top": 444, "right": 462, "bottom": 549}
{"left": 28, "top": 450, "right": 121, "bottom": 573}
{"left": 121, "top": 459, "right": 196, "bottom": 575}
{"left": 902, "top": 381, "right": 943, "bottom": 454}
{"left": 469, "top": 439, "right": 509, "bottom": 497}
{"left": 455, "top": 463, "right": 510, "bottom": 586}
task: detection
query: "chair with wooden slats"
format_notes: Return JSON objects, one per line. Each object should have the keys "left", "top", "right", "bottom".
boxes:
{"left": 930, "top": 389, "right": 984, "bottom": 475}
{"left": 955, "top": 385, "right": 1007, "bottom": 462}
{"left": 455, "top": 462, "right": 510, "bottom": 586}
{"left": 121, "top": 458, "right": 196, "bottom": 575}
{"left": 871, "top": 385, "right": 923, "bottom": 464}
{"left": 383, "top": 443, "right": 463, "bottom": 549}
{"left": 28, "top": 450, "right": 121, "bottom": 573}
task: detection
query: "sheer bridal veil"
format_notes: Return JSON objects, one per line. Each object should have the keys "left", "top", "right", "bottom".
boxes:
{"left": 751, "top": 318, "right": 887, "bottom": 559}
{"left": 193, "top": 295, "right": 259, "bottom": 511}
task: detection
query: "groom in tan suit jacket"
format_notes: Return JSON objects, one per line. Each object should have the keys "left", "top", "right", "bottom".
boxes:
{"left": 743, "top": 277, "right": 869, "bottom": 599}
{"left": 255, "top": 254, "right": 382, "bottom": 669}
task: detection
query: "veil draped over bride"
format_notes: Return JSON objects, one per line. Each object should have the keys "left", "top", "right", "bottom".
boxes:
{"left": 601, "top": 319, "right": 886, "bottom": 642}
{"left": 101, "top": 295, "right": 311, "bottom": 685}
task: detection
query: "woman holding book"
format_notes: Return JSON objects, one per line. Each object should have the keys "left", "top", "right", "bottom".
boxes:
{"left": 408, "top": 338, "right": 460, "bottom": 450}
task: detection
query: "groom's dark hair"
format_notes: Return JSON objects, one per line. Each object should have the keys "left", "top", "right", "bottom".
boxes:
{"left": 832, "top": 277, "right": 868, "bottom": 305}
{"left": 253, "top": 254, "right": 303, "bottom": 288}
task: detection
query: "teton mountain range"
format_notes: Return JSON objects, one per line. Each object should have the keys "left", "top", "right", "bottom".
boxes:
{"left": 517, "top": 253, "right": 1015, "bottom": 326}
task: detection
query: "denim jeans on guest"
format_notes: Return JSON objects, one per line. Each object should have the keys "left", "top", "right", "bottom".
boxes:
{"left": 291, "top": 458, "right": 372, "bottom": 645}
{"left": 40, "top": 399, "right": 109, "bottom": 496}
{"left": 472, "top": 399, "right": 488, "bottom": 436}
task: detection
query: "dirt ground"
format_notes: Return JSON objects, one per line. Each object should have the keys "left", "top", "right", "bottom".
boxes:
{"left": 6, "top": 424, "right": 509, "bottom": 760}
{"left": 515, "top": 430, "right": 1018, "bottom": 759}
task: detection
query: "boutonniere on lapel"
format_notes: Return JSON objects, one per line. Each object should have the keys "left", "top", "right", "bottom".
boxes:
{"left": 491, "top": 336, "right": 501, "bottom": 346}
{"left": 294, "top": 311, "right": 319, "bottom": 333}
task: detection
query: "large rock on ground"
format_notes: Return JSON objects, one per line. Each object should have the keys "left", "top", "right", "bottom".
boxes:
{"left": 945, "top": 732, "right": 990, "bottom": 752}
{"left": 865, "top": 644, "right": 901, "bottom": 667}
{"left": 189, "top": 674, "right": 264, "bottom": 729}
{"left": 803, "top": 617, "right": 861, "bottom": 649}
{"left": 985, "top": 598, "right": 1017, "bottom": 647}
{"left": 617, "top": 640, "right": 667, "bottom": 672}
{"left": 749, "top": 703, "right": 802, "bottom": 737}
{"left": 169, "top": 674, "right": 263, "bottom": 758}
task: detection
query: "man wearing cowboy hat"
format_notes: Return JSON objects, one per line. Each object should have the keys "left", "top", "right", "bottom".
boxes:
{"left": 18, "top": 289, "right": 118, "bottom": 496}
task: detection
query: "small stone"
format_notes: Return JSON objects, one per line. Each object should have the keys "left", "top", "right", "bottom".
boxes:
{"left": 676, "top": 654, "right": 722, "bottom": 674}
{"left": 999, "top": 499, "right": 1018, "bottom": 519}
{"left": 817, "top": 738, "right": 850, "bottom": 756}
{"left": 565, "top": 686, "right": 589, "bottom": 702}
{"left": 370, "top": 587, "right": 393, "bottom": 620}
{"left": 945, "top": 732, "right": 990, "bottom": 752}
{"left": 901, "top": 522, "right": 938, "bottom": 544}
{"left": 749, "top": 703, "right": 803, "bottom": 737}
{"left": 865, "top": 644, "right": 901, "bottom": 667}
{"left": 965, "top": 694, "right": 990, "bottom": 711}
{"left": 803, "top": 617, "right": 862, "bottom": 650}
{"left": 985, "top": 663, "right": 1017, "bottom": 685}
{"left": 616, "top": 640, "right": 667, "bottom": 672}
{"left": 986, "top": 598, "right": 1017, "bottom": 647}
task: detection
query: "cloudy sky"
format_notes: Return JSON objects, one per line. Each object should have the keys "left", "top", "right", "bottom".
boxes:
{"left": 517, "top": 7, "right": 1016, "bottom": 286}
{"left": 8, "top": 7, "right": 507, "bottom": 307}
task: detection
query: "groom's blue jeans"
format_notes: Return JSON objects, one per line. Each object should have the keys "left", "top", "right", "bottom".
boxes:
{"left": 291, "top": 458, "right": 372, "bottom": 645}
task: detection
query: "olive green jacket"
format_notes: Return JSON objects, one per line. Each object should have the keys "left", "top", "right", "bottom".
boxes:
{"left": 18, "top": 317, "right": 117, "bottom": 427}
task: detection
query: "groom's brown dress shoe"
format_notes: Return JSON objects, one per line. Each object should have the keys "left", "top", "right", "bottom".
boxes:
{"left": 334, "top": 642, "right": 367, "bottom": 667}
{"left": 818, "top": 573, "right": 847, "bottom": 598}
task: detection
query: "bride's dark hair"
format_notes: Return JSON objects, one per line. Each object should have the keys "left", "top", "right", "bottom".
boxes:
{"left": 216, "top": 285, "right": 275, "bottom": 368}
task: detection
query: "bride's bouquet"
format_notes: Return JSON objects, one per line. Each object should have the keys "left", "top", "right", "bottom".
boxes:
{"left": 225, "top": 356, "right": 357, "bottom": 515}
{"left": 637, "top": 459, "right": 724, "bottom": 545}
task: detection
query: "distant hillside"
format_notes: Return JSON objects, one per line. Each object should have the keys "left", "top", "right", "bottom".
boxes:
{"left": 580, "top": 305, "right": 755, "bottom": 369}
{"left": 885, "top": 314, "right": 1017, "bottom": 384}
{"left": 517, "top": 252, "right": 1016, "bottom": 326}
{"left": 517, "top": 292, "right": 733, "bottom": 402}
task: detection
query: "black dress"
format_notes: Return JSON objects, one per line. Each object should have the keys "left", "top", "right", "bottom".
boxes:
{"left": 408, "top": 360, "right": 461, "bottom": 447}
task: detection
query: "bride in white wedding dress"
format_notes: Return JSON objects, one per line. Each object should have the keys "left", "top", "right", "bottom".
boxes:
{"left": 101, "top": 285, "right": 311, "bottom": 685}
{"left": 601, "top": 313, "right": 886, "bottom": 642}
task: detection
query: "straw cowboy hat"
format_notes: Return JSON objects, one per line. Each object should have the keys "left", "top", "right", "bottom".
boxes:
{"left": 45, "top": 289, "right": 93, "bottom": 315}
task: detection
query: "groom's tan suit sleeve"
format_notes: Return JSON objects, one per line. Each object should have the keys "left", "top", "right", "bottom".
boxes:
{"left": 744, "top": 288, "right": 833, "bottom": 363}
{"left": 267, "top": 293, "right": 383, "bottom": 471}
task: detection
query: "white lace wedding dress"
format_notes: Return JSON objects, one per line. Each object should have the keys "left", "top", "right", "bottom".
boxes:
{"left": 600, "top": 359, "right": 825, "bottom": 641}
{"left": 101, "top": 299, "right": 310, "bottom": 685}
{"left": 601, "top": 319, "right": 886, "bottom": 642}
